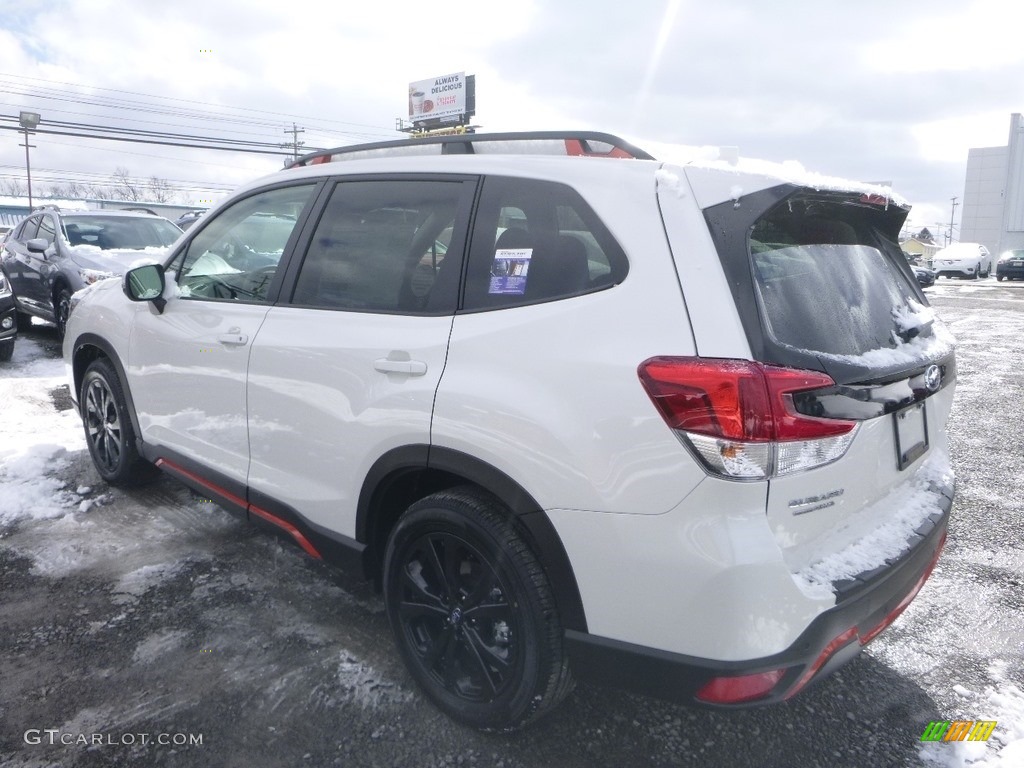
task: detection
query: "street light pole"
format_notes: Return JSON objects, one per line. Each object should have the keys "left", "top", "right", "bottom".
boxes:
{"left": 18, "top": 111, "right": 41, "bottom": 211}
{"left": 948, "top": 196, "right": 959, "bottom": 246}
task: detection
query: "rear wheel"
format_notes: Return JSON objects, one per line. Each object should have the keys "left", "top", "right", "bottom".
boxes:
{"left": 383, "top": 487, "right": 572, "bottom": 730}
{"left": 81, "top": 358, "right": 156, "bottom": 485}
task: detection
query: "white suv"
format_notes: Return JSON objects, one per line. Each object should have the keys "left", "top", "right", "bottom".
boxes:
{"left": 932, "top": 241, "right": 993, "bottom": 279}
{"left": 64, "top": 132, "right": 956, "bottom": 730}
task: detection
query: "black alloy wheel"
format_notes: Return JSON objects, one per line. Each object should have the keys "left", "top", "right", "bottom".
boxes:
{"left": 384, "top": 488, "right": 572, "bottom": 730}
{"left": 81, "top": 358, "right": 154, "bottom": 485}
{"left": 54, "top": 287, "right": 72, "bottom": 340}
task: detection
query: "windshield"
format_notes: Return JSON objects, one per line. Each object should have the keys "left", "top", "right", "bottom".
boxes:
{"left": 63, "top": 215, "right": 181, "bottom": 250}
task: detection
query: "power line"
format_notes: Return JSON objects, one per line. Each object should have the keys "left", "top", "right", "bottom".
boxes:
{"left": 0, "top": 121, "right": 298, "bottom": 156}
{"left": 0, "top": 72, "right": 400, "bottom": 142}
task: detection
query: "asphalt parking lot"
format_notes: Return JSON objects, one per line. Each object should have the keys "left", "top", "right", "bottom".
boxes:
{"left": 1, "top": 279, "right": 1022, "bottom": 768}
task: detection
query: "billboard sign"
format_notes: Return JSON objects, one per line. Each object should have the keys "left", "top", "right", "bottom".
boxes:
{"left": 408, "top": 72, "right": 467, "bottom": 124}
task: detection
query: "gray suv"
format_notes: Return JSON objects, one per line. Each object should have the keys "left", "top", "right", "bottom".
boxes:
{"left": 1, "top": 207, "right": 181, "bottom": 338}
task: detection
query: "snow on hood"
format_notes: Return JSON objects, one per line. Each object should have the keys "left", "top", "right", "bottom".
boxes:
{"left": 68, "top": 244, "right": 168, "bottom": 272}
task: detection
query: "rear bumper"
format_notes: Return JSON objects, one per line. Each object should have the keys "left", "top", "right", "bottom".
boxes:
{"left": 565, "top": 479, "right": 952, "bottom": 707}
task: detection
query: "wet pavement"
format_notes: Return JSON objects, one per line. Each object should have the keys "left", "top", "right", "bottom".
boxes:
{"left": 1, "top": 281, "right": 1022, "bottom": 768}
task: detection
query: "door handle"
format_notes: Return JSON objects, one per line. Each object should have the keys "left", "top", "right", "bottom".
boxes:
{"left": 374, "top": 358, "right": 427, "bottom": 376}
{"left": 218, "top": 327, "right": 248, "bottom": 345}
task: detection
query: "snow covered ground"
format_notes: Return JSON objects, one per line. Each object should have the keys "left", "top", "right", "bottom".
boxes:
{"left": 1, "top": 282, "right": 1022, "bottom": 767}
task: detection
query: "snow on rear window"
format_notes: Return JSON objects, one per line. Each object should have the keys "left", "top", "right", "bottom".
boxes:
{"left": 749, "top": 198, "right": 947, "bottom": 363}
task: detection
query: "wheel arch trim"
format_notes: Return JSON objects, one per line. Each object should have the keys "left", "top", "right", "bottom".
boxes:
{"left": 357, "top": 444, "right": 588, "bottom": 632}
{"left": 71, "top": 334, "right": 144, "bottom": 452}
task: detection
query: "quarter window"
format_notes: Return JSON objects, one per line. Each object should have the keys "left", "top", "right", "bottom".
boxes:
{"left": 171, "top": 184, "right": 316, "bottom": 303}
{"left": 291, "top": 180, "right": 467, "bottom": 314}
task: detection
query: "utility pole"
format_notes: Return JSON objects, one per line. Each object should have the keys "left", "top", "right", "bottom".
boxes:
{"left": 284, "top": 123, "right": 305, "bottom": 162}
{"left": 948, "top": 196, "right": 959, "bottom": 246}
{"left": 19, "top": 111, "right": 40, "bottom": 210}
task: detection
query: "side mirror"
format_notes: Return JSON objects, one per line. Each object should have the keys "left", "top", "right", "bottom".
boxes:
{"left": 123, "top": 263, "right": 167, "bottom": 313}
{"left": 26, "top": 238, "right": 48, "bottom": 255}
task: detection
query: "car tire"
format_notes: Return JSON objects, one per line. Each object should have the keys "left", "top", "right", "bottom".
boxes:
{"left": 997, "top": 275, "right": 1004, "bottom": 282}
{"left": 16, "top": 311, "right": 33, "bottom": 332}
{"left": 54, "top": 286, "right": 72, "bottom": 340}
{"left": 0, "top": 338, "right": 13, "bottom": 362}
{"left": 383, "top": 487, "right": 573, "bottom": 731}
{"left": 80, "top": 358, "right": 156, "bottom": 486}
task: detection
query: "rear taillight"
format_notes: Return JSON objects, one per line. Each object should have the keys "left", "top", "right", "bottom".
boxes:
{"left": 637, "top": 357, "right": 858, "bottom": 480}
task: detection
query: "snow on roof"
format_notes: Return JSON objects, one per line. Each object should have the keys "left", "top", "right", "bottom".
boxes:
{"left": 630, "top": 136, "right": 908, "bottom": 207}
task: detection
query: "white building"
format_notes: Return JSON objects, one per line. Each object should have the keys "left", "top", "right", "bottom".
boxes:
{"left": 961, "top": 113, "right": 1024, "bottom": 256}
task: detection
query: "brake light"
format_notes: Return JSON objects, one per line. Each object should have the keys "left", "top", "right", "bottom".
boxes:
{"left": 637, "top": 357, "right": 858, "bottom": 479}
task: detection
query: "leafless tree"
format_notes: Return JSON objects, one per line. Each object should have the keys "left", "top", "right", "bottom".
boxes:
{"left": 111, "top": 166, "right": 141, "bottom": 201}
{"left": 1, "top": 178, "right": 26, "bottom": 196}
{"left": 147, "top": 175, "right": 176, "bottom": 203}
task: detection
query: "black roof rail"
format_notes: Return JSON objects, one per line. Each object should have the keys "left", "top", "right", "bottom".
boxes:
{"left": 287, "top": 131, "right": 656, "bottom": 168}
{"left": 121, "top": 206, "right": 159, "bottom": 215}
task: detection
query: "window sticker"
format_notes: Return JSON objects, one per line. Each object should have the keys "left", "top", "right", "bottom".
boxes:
{"left": 489, "top": 248, "right": 533, "bottom": 295}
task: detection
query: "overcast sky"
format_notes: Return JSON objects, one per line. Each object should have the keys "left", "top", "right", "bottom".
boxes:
{"left": 1, "top": 0, "right": 1022, "bottom": 236}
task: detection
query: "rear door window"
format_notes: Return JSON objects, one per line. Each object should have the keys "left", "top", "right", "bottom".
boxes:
{"left": 462, "top": 176, "right": 628, "bottom": 311}
{"left": 289, "top": 179, "right": 471, "bottom": 314}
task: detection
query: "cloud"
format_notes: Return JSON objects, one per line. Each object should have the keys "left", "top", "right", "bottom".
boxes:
{"left": 0, "top": 0, "right": 1020, "bottom": 223}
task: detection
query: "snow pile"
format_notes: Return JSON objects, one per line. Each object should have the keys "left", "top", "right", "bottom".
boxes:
{"left": 814, "top": 314, "right": 956, "bottom": 369}
{"left": 893, "top": 299, "right": 937, "bottom": 336}
{"left": 792, "top": 449, "right": 954, "bottom": 599}
{"left": 919, "top": 661, "right": 1024, "bottom": 767}
{"left": 0, "top": 338, "right": 86, "bottom": 525}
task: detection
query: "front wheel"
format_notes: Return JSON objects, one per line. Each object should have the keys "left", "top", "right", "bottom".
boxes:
{"left": 0, "top": 338, "right": 13, "bottom": 362}
{"left": 81, "top": 358, "right": 156, "bottom": 485}
{"left": 54, "top": 287, "right": 73, "bottom": 340}
{"left": 383, "top": 487, "right": 572, "bottom": 730}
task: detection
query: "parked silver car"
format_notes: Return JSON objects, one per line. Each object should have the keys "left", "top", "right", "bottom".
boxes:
{"left": 1, "top": 207, "right": 181, "bottom": 338}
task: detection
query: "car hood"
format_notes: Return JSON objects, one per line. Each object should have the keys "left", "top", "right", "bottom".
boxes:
{"left": 68, "top": 245, "right": 168, "bottom": 273}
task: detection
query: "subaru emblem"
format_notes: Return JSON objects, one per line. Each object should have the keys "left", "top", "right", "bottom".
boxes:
{"left": 924, "top": 364, "right": 941, "bottom": 392}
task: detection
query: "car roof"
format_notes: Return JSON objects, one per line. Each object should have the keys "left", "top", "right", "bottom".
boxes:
{"left": 60, "top": 209, "right": 169, "bottom": 220}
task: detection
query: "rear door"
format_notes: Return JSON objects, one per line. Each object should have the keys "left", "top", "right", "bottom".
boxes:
{"left": 245, "top": 176, "right": 475, "bottom": 536}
